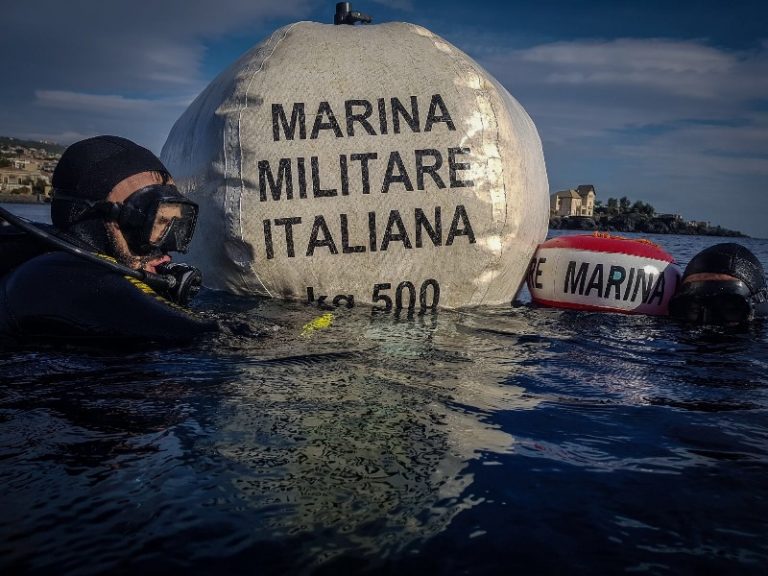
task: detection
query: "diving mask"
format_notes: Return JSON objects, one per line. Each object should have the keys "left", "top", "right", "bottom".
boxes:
{"left": 668, "top": 243, "right": 767, "bottom": 325}
{"left": 669, "top": 279, "right": 755, "bottom": 325}
{"left": 117, "top": 184, "right": 198, "bottom": 255}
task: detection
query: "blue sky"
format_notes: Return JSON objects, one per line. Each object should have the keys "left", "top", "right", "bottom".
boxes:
{"left": 2, "top": 1, "right": 766, "bottom": 236}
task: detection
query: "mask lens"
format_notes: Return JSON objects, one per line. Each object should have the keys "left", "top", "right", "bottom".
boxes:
{"left": 150, "top": 202, "right": 197, "bottom": 253}
{"left": 121, "top": 185, "right": 198, "bottom": 254}
{"left": 672, "top": 293, "right": 751, "bottom": 325}
{"left": 712, "top": 294, "right": 751, "bottom": 324}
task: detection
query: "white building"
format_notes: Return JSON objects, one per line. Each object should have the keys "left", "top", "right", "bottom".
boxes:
{"left": 550, "top": 184, "right": 596, "bottom": 217}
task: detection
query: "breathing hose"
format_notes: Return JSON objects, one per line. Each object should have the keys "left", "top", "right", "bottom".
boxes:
{"left": 0, "top": 205, "right": 200, "bottom": 305}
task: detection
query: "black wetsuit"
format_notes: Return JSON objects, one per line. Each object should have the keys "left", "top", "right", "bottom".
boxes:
{"left": 0, "top": 251, "right": 217, "bottom": 344}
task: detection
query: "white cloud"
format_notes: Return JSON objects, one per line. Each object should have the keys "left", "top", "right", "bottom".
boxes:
{"left": 0, "top": 1, "right": 315, "bottom": 153}
{"left": 523, "top": 39, "right": 768, "bottom": 100}
{"left": 479, "top": 38, "right": 768, "bottom": 236}
{"left": 522, "top": 39, "right": 732, "bottom": 72}
{"left": 34, "top": 91, "right": 170, "bottom": 113}
{"left": 482, "top": 38, "right": 768, "bottom": 150}
{"left": 1, "top": 1, "right": 314, "bottom": 94}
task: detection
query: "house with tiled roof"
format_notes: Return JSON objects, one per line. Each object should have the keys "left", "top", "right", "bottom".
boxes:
{"left": 0, "top": 167, "right": 32, "bottom": 192}
{"left": 550, "top": 184, "right": 596, "bottom": 217}
{"left": 0, "top": 140, "right": 58, "bottom": 196}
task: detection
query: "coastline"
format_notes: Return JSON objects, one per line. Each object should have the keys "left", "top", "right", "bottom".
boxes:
{"left": 550, "top": 215, "right": 747, "bottom": 238}
{"left": 0, "top": 194, "right": 48, "bottom": 205}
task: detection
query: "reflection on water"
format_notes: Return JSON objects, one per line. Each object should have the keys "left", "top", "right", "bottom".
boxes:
{"left": 1, "top": 231, "right": 767, "bottom": 574}
{"left": 210, "top": 305, "right": 541, "bottom": 566}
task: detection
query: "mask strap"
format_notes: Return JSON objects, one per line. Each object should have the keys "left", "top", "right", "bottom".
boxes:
{"left": 53, "top": 192, "right": 143, "bottom": 227}
{"left": 53, "top": 192, "right": 115, "bottom": 221}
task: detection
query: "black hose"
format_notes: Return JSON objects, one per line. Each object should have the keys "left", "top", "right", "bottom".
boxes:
{"left": 0, "top": 205, "right": 176, "bottom": 292}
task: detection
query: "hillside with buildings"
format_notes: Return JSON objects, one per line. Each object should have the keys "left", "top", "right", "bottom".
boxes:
{"left": 0, "top": 137, "right": 63, "bottom": 203}
{"left": 550, "top": 184, "right": 745, "bottom": 237}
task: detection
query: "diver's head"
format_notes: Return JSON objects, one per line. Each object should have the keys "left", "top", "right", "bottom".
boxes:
{"left": 51, "top": 136, "right": 198, "bottom": 272}
{"left": 669, "top": 243, "right": 767, "bottom": 325}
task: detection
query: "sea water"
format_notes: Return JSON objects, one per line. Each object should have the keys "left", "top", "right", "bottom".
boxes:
{"left": 1, "top": 204, "right": 767, "bottom": 575}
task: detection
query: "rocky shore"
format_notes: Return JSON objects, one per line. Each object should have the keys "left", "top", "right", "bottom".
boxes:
{"left": 549, "top": 214, "right": 746, "bottom": 237}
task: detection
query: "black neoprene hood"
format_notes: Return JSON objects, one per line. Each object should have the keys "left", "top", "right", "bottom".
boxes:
{"left": 683, "top": 243, "right": 766, "bottom": 296}
{"left": 51, "top": 135, "right": 168, "bottom": 229}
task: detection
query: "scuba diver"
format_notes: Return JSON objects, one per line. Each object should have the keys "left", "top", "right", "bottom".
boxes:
{"left": 669, "top": 242, "right": 768, "bottom": 326}
{"left": 0, "top": 135, "right": 217, "bottom": 344}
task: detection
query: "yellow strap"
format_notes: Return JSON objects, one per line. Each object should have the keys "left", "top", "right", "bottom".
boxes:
{"left": 301, "top": 313, "right": 334, "bottom": 336}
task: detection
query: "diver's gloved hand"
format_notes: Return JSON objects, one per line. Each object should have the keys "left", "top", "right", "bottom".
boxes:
{"left": 669, "top": 243, "right": 768, "bottom": 325}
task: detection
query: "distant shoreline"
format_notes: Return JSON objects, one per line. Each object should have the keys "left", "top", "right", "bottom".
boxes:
{"left": 0, "top": 194, "right": 48, "bottom": 205}
{"left": 550, "top": 215, "right": 747, "bottom": 238}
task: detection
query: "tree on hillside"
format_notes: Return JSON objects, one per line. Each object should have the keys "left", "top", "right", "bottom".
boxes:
{"left": 32, "top": 178, "right": 48, "bottom": 196}
{"left": 619, "top": 196, "right": 631, "bottom": 213}
{"left": 631, "top": 200, "right": 655, "bottom": 216}
{"left": 606, "top": 197, "right": 619, "bottom": 215}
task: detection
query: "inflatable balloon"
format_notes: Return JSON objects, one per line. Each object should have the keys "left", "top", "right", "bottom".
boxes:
{"left": 528, "top": 235, "right": 682, "bottom": 315}
{"left": 162, "top": 21, "right": 549, "bottom": 309}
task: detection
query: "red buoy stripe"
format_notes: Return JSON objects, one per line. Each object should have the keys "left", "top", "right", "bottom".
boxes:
{"left": 540, "top": 235, "right": 675, "bottom": 262}
{"left": 533, "top": 296, "right": 655, "bottom": 314}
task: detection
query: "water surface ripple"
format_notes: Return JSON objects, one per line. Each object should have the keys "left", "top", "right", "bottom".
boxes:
{"left": 1, "top": 233, "right": 767, "bottom": 575}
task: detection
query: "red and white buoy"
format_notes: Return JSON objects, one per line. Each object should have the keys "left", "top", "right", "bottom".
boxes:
{"left": 527, "top": 234, "right": 681, "bottom": 315}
